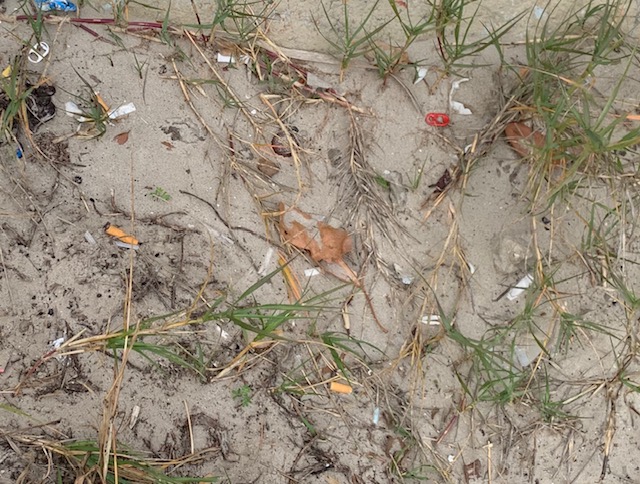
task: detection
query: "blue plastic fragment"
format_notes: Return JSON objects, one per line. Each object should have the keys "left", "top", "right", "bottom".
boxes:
{"left": 33, "top": 0, "right": 77, "bottom": 12}
{"left": 16, "top": 147, "right": 23, "bottom": 159}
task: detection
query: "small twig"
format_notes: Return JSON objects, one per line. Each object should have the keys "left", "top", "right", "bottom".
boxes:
{"left": 0, "top": 243, "right": 13, "bottom": 306}
{"left": 178, "top": 190, "right": 278, "bottom": 246}
{"left": 184, "top": 400, "right": 194, "bottom": 455}
{"left": 484, "top": 441, "right": 493, "bottom": 484}
{"left": 74, "top": 23, "right": 117, "bottom": 45}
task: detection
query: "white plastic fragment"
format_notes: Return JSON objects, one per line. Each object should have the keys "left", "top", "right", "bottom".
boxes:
{"left": 372, "top": 407, "right": 381, "bottom": 425}
{"left": 129, "top": 405, "right": 141, "bottom": 429}
{"left": 467, "top": 262, "right": 476, "bottom": 275}
{"left": 534, "top": 6, "right": 545, "bottom": 19}
{"left": 414, "top": 66, "right": 428, "bottom": 84}
{"left": 421, "top": 315, "right": 441, "bottom": 326}
{"left": 65, "top": 101, "right": 91, "bottom": 122}
{"left": 51, "top": 337, "right": 65, "bottom": 350}
{"left": 108, "top": 102, "right": 136, "bottom": 120}
{"left": 214, "top": 324, "right": 230, "bottom": 340}
{"left": 216, "top": 53, "right": 235, "bottom": 64}
{"left": 114, "top": 240, "right": 139, "bottom": 250}
{"left": 258, "top": 247, "right": 275, "bottom": 276}
{"left": 393, "top": 263, "right": 414, "bottom": 285}
{"left": 304, "top": 268, "right": 320, "bottom": 277}
{"left": 84, "top": 230, "right": 97, "bottom": 245}
{"left": 449, "top": 78, "right": 473, "bottom": 115}
{"left": 514, "top": 345, "right": 543, "bottom": 367}
{"left": 448, "top": 455, "right": 455, "bottom": 463}
{"left": 506, "top": 273, "right": 534, "bottom": 301}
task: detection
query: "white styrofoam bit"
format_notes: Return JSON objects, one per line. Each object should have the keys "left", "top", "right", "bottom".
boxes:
{"left": 506, "top": 273, "right": 534, "bottom": 301}
{"left": 449, "top": 78, "right": 473, "bottom": 115}
{"left": 216, "top": 53, "right": 234, "bottom": 64}
{"left": 304, "top": 268, "right": 320, "bottom": 277}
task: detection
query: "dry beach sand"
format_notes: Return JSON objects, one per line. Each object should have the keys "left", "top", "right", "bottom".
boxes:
{"left": 1, "top": 0, "right": 640, "bottom": 482}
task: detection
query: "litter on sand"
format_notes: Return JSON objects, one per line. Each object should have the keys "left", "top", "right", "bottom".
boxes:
{"left": 108, "top": 102, "right": 136, "bottom": 120}
{"left": 104, "top": 223, "right": 140, "bottom": 247}
{"left": 257, "top": 247, "right": 275, "bottom": 276}
{"left": 34, "top": 0, "right": 77, "bottom": 12}
{"left": 84, "top": 231, "right": 97, "bottom": 245}
{"left": 425, "top": 112, "right": 450, "bottom": 127}
{"left": 50, "top": 337, "right": 65, "bottom": 350}
{"left": 27, "top": 42, "right": 49, "bottom": 64}
{"left": 114, "top": 240, "right": 139, "bottom": 250}
{"left": 414, "top": 66, "right": 428, "bottom": 84}
{"left": 514, "top": 345, "right": 543, "bottom": 367}
{"left": 372, "top": 407, "right": 381, "bottom": 425}
{"left": 304, "top": 268, "right": 320, "bottom": 277}
{"left": 65, "top": 101, "right": 92, "bottom": 123}
{"left": 129, "top": 405, "right": 141, "bottom": 429}
{"left": 329, "top": 381, "right": 353, "bottom": 394}
{"left": 65, "top": 99, "right": 135, "bottom": 126}
{"left": 216, "top": 53, "right": 235, "bottom": 64}
{"left": 449, "top": 78, "right": 473, "bottom": 115}
{"left": 421, "top": 315, "right": 441, "bottom": 325}
{"left": 506, "top": 273, "right": 534, "bottom": 301}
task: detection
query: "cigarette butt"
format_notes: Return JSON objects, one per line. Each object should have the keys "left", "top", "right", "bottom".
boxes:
{"left": 94, "top": 91, "right": 110, "bottom": 113}
{"left": 104, "top": 223, "right": 139, "bottom": 246}
{"left": 329, "top": 381, "right": 352, "bottom": 394}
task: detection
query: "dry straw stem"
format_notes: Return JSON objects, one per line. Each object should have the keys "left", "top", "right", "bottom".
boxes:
{"left": 334, "top": 110, "right": 404, "bottom": 252}
{"left": 253, "top": 31, "right": 369, "bottom": 113}
{"left": 171, "top": 60, "right": 215, "bottom": 137}
{"left": 0, "top": 429, "right": 219, "bottom": 482}
{"left": 98, "top": 158, "right": 138, "bottom": 482}
{"left": 259, "top": 94, "right": 306, "bottom": 192}
{"left": 185, "top": 30, "right": 260, "bottom": 132}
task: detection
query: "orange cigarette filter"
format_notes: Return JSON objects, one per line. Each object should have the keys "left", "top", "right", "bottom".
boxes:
{"left": 329, "top": 381, "right": 352, "bottom": 394}
{"left": 104, "top": 223, "right": 139, "bottom": 246}
{"left": 93, "top": 91, "right": 110, "bottom": 114}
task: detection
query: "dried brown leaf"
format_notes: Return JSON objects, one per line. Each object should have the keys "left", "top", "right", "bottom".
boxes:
{"left": 113, "top": 131, "right": 130, "bottom": 145}
{"left": 504, "top": 122, "right": 544, "bottom": 158}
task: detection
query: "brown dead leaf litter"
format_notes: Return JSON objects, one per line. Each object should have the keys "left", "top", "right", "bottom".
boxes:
{"left": 1, "top": 0, "right": 640, "bottom": 482}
